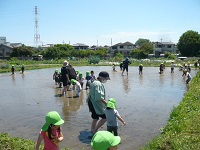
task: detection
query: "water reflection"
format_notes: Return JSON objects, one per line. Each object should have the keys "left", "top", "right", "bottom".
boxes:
{"left": 122, "top": 75, "right": 130, "bottom": 93}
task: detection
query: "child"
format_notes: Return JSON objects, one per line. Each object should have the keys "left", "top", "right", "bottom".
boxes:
{"left": 90, "top": 70, "right": 96, "bottom": 83}
{"left": 139, "top": 64, "right": 143, "bottom": 74}
{"left": 85, "top": 71, "right": 92, "bottom": 89}
{"left": 77, "top": 72, "right": 84, "bottom": 88}
{"left": 21, "top": 64, "right": 25, "bottom": 74}
{"left": 53, "top": 69, "right": 59, "bottom": 85}
{"left": 11, "top": 65, "right": 15, "bottom": 75}
{"left": 91, "top": 131, "right": 121, "bottom": 150}
{"left": 71, "top": 79, "right": 82, "bottom": 97}
{"left": 186, "top": 70, "right": 192, "bottom": 84}
{"left": 35, "top": 111, "right": 64, "bottom": 150}
{"left": 105, "top": 98, "right": 126, "bottom": 136}
{"left": 171, "top": 61, "right": 175, "bottom": 73}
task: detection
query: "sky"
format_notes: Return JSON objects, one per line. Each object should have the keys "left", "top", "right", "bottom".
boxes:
{"left": 0, "top": 0, "right": 200, "bottom": 47}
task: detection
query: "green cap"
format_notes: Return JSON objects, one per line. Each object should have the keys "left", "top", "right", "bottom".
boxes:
{"left": 108, "top": 98, "right": 116, "bottom": 108}
{"left": 71, "top": 79, "right": 77, "bottom": 84}
{"left": 79, "top": 72, "right": 83, "bottom": 78}
{"left": 41, "top": 111, "right": 64, "bottom": 131}
{"left": 106, "top": 101, "right": 115, "bottom": 109}
{"left": 55, "top": 69, "right": 58, "bottom": 72}
{"left": 86, "top": 71, "right": 90, "bottom": 76}
{"left": 76, "top": 70, "right": 79, "bottom": 74}
{"left": 91, "top": 131, "right": 121, "bottom": 150}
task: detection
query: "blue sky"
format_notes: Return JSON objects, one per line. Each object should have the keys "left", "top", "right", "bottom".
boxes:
{"left": 0, "top": 0, "right": 200, "bottom": 47}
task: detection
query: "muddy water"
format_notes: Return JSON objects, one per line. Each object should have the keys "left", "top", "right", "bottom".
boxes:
{"left": 0, "top": 66, "right": 198, "bottom": 150}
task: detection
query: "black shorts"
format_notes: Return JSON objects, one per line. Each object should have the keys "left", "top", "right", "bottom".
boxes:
{"left": 88, "top": 99, "right": 106, "bottom": 120}
{"left": 62, "top": 80, "right": 67, "bottom": 86}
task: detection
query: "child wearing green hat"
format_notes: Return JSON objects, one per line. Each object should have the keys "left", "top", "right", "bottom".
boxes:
{"left": 35, "top": 111, "right": 65, "bottom": 150}
{"left": 91, "top": 130, "right": 121, "bottom": 150}
{"left": 71, "top": 79, "right": 82, "bottom": 97}
{"left": 105, "top": 98, "right": 126, "bottom": 136}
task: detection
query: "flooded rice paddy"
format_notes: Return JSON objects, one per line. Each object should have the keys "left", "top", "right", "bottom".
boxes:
{"left": 0, "top": 66, "right": 198, "bottom": 150}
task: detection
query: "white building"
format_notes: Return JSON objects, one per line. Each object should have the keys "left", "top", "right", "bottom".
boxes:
{"left": 110, "top": 41, "right": 136, "bottom": 57}
{"left": 153, "top": 42, "right": 177, "bottom": 57}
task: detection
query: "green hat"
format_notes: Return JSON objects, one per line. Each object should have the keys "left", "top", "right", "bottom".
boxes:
{"left": 106, "top": 101, "right": 115, "bottom": 109}
{"left": 76, "top": 70, "right": 79, "bottom": 74}
{"left": 71, "top": 79, "right": 77, "bottom": 84}
{"left": 91, "top": 131, "right": 121, "bottom": 150}
{"left": 55, "top": 69, "right": 58, "bottom": 72}
{"left": 41, "top": 111, "right": 64, "bottom": 131}
{"left": 86, "top": 71, "right": 90, "bottom": 76}
{"left": 108, "top": 98, "right": 116, "bottom": 108}
{"left": 79, "top": 72, "right": 83, "bottom": 78}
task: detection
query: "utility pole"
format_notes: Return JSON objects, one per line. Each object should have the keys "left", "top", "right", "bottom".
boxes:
{"left": 34, "top": 6, "right": 40, "bottom": 47}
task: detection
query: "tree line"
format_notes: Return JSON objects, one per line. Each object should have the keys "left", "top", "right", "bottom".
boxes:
{"left": 10, "top": 30, "right": 200, "bottom": 59}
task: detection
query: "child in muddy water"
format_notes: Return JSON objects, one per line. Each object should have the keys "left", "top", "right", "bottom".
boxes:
{"left": 105, "top": 98, "right": 126, "bottom": 136}
{"left": 35, "top": 111, "right": 64, "bottom": 150}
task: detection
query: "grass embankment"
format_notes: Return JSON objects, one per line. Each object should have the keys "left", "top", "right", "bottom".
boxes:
{"left": 142, "top": 71, "right": 200, "bottom": 150}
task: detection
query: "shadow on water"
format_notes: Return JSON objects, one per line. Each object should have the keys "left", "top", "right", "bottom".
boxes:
{"left": 0, "top": 67, "right": 198, "bottom": 150}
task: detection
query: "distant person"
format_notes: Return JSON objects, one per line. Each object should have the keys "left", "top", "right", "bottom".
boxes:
{"left": 105, "top": 98, "right": 126, "bottom": 136}
{"left": 85, "top": 71, "right": 92, "bottom": 89}
{"left": 53, "top": 69, "right": 59, "bottom": 85}
{"left": 112, "top": 64, "right": 116, "bottom": 71}
{"left": 21, "top": 64, "right": 25, "bottom": 74}
{"left": 91, "top": 131, "right": 121, "bottom": 150}
{"left": 90, "top": 70, "right": 96, "bottom": 83}
{"left": 61, "top": 60, "right": 69, "bottom": 96}
{"left": 66, "top": 63, "right": 77, "bottom": 90}
{"left": 159, "top": 63, "right": 164, "bottom": 74}
{"left": 122, "top": 57, "right": 131, "bottom": 75}
{"left": 87, "top": 71, "right": 110, "bottom": 136}
{"left": 35, "top": 111, "right": 64, "bottom": 150}
{"left": 171, "top": 61, "right": 175, "bottom": 73}
{"left": 11, "top": 65, "right": 15, "bottom": 75}
{"left": 71, "top": 79, "right": 82, "bottom": 97}
{"left": 77, "top": 72, "right": 84, "bottom": 88}
{"left": 119, "top": 62, "right": 123, "bottom": 71}
{"left": 185, "top": 70, "right": 192, "bottom": 84}
{"left": 139, "top": 64, "right": 143, "bottom": 74}
{"left": 187, "top": 63, "right": 191, "bottom": 73}
{"left": 182, "top": 69, "right": 187, "bottom": 76}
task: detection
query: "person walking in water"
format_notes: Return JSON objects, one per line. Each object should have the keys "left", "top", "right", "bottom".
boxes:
{"left": 139, "top": 64, "right": 143, "bottom": 74}
{"left": 105, "top": 98, "right": 126, "bottom": 136}
{"left": 171, "top": 61, "right": 175, "bottom": 73}
{"left": 122, "top": 57, "right": 131, "bottom": 76}
{"left": 35, "top": 111, "right": 64, "bottom": 150}
{"left": 21, "top": 64, "right": 25, "bottom": 74}
{"left": 11, "top": 65, "right": 15, "bottom": 75}
{"left": 87, "top": 71, "right": 110, "bottom": 137}
{"left": 61, "top": 60, "right": 69, "bottom": 96}
{"left": 185, "top": 70, "right": 192, "bottom": 84}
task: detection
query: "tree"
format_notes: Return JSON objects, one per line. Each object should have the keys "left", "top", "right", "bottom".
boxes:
{"left": 140, "top": 42, "right": 153, "bottom": 54}
{"left": 177, "top": 30, "right": 200, "bottom": 56}
{"left": 130, "top": 49, "right": 148, "bottom": 59}
{"left": 10, "top": 45, "right": 34, "bottom": 57}
{"left": 135, "top": 38, "right": 150, "bottom": 47}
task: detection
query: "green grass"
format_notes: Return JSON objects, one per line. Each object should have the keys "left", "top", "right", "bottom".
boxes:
{"left": 141, "top": 71, "right": 200, "bottom": 150}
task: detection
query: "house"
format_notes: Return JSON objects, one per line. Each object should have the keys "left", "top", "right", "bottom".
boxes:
{"left": 0, "top": 43, "right": 13, "bottom": 58}
{"left": 72, "top": 43, "right": 89, "bottom": 50}
{"left": 110, "top": 41, "right": 136, "bottom": 57}
{"left": 0, "top": 37, "right": 23, "bottom": 58}
{"left": 152, "top": 42, "right": 177, "bottom": 57}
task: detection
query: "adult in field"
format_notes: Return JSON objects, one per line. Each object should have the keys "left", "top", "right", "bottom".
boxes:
{"left": 122, "top": 57, "right": 131, "bottom": 76}
{"left": 61, "top": 60, "right": 70, "bottom": 96}
{"left": 87, "top": 71, "right": 110, "bottom": 136}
